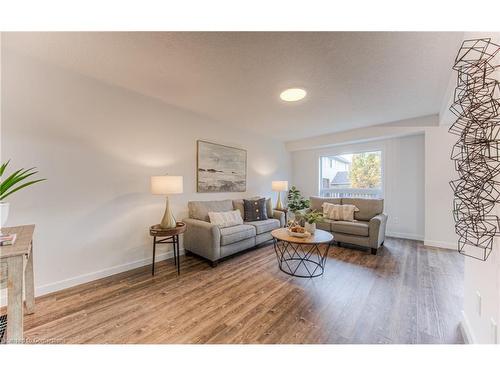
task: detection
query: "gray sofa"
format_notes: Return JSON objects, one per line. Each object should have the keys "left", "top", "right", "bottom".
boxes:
{"left": 298, "top": 197, "right": 388, "bottom": 255}
{"left": 183, "top": 198, "right": 285, "bottom": 266}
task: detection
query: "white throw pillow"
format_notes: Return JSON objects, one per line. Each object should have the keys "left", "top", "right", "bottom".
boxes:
{"left": 322, "top": 203, "right": 359, "bottom": 222}
{"left": 208, "top": 210, "right": 244, "bottom": 228}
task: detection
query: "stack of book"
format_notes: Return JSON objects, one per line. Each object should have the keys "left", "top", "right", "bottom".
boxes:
{"left": 0, "top": 233, "right": 17, "bottom": 246}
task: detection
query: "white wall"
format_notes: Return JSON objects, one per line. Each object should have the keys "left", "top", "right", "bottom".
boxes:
{"left": 0, "top": 48, "right": 290, "bottom": 296}
{"left": 423, "top": 126, "right": 458, "bottom": 249}
{"left": 291, "top": 134, "right": 425, "bottom": 240}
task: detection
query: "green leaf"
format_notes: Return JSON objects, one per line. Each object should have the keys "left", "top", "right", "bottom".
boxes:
{"left": 0, "top": 160, "right": 10, "bottom": 177}
{"left": 0, "top": 169, "right": 25, "bottom": 192}
{"left": 1, "top": 170, "right": 39, "bottom": 196}
{"left": 0, "top": 179, "right": 46, "bottom": 201}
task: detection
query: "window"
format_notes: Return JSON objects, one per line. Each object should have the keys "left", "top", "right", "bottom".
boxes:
{"left": 319, "top": 151, "right": 382, "bottom": 198}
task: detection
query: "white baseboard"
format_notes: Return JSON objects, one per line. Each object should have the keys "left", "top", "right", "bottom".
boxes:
{"left": 34, "top": 249, "right": 183, "bottom": 297}
{"left": 423, "top": 240, "right": 456, "bottom": 250}
{"left": 460, "top": 310, "right": 476, "bottom": 344}
{"left": 1, "top": 249, "right": 182, "bottom": 307}
{"left": 386, "top": 231, "right": 424, "bottom": 241}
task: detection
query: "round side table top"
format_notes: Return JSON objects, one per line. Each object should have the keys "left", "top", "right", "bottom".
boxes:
{"left": 150, "top": 222, "right": 186, "bottom": 237}
{"left": 271, "top": 228, "right": 333, "bottom": 244}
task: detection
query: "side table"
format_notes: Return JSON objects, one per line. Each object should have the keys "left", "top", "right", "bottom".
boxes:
{"left": 149, "top": 222, "right": 186, "bottom": 276}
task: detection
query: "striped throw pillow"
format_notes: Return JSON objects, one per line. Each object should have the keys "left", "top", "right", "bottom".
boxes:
{"left": 323, "top": 203, "right": 359, "bottom": 222}
{"left": 208, "top": 210, "right": 244, "bottom": 228}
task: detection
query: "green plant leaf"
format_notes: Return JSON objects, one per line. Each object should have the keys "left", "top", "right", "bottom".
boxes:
{"left": 1, "top": 167, "right": 35, "bottom": 189}
{"left": 0, "top": 160, "right": 10, "bottom": 177}
{"left": 0, "top": 178, "right": 46, "bottom": 201}
{"left": 0, "top": 170, "right": 25, "bottom": 194}
{"left": 1, "top": 170, "right": 39, "bottom": 196}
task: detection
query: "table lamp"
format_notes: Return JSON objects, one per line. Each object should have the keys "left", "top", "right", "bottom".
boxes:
{"left": 151, "top": 175, "right": 183, "bottom": 229}
{"left": 272, "top": 180, "right": 288, "bottom": 210}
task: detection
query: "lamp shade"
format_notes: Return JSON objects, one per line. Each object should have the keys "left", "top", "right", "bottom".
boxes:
{"left": 151, "top": 175, "right": 183, "bottom": 195}
{"left": 272, "top": 180, "right": 288, "bottom": 192}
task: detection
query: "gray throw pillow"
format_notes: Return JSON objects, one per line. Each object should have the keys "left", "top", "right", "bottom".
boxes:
{"left": 243, "top": 198, "right": 268, "bottom": 221}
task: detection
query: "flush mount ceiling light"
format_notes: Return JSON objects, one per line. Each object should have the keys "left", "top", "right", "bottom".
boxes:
{"left": 280, "top": 88, "right": 307, "bottom": 102}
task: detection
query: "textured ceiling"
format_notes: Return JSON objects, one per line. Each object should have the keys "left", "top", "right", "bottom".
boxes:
{"left": 3, "top": 32, "right": 463, "bottom": 141}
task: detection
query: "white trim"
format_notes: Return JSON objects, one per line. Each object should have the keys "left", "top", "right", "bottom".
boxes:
{"left": 386, "top": 232, "right": 424, "bottom": 241}
{"left": 285, "top": 115, "right": 436, "bottom": 152}
{"left": 317, "top": 147, "right": 386, "bottom": 198}
{"left": 423, "top": 239, "right": 456, "bottom": 250}
{"left": 0, "top": 249, "right": 181, "bottom": 308}
{"left": 460, "top": 310, "right": 476, "bottom": 344}
{"left": 35, "top": 248, "right": 183, "bottom": 297}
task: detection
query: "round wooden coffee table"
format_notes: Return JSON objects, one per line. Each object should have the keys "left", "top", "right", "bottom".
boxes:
{"left": 271, "top": 228, "right": 333, "bottom": 278}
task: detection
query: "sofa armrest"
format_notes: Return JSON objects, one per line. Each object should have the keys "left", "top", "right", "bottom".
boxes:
{"left": 368, "top": 213, "right": 388, "bottom": 249}
{"left": 182, "top": 218, "right": 221, "bottom": 261}
{"left": 272, "top": 210, "right": 286, "bottom": 227}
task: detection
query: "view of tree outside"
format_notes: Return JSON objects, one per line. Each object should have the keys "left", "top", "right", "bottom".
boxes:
{"left": 319, "top": 151, "right": 382, "bottom": 197}
{"left": 349, "top": 152, "right": 381, "bottom": 188}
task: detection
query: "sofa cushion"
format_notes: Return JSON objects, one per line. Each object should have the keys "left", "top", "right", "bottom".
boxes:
{"left": 341, "top": 198, "right": 383, "bottom": 221}
{"left": 220, "top": 224, "right": 256, "bottom": 246}
{"left": 323, "top": 203, "right": 359, "bottom": 221}
{"left": 189, "top": 200, "right": 234, "bottom": 221}
{"left": 208, "top": 210, "right": 243, "bottom": 228}
{"left": 233, "top": 197, "right": 273, "bottom": 219}
{"left": 331, "top": 220, "right": 369, "bottom": 237}
{"left": 243, "top": 198, "right": 268, "bottom": 221}
{"left": 310, "top": 196, "right": 342, "bottom": 211}
{"left": 316, "top": 219, "right": 334, "bottom": 232}
{"left": 245, "top": 218, "right": 280, "bottom": 234}
{"left": 250, "top": 197, "right": 273, "bottom": 219}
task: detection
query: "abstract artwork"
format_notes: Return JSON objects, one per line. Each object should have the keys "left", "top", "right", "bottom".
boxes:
{"left": 197, "top": 140, "right": 246, "bottom": 193}
{"left": 449, "top": 38, "right": 500, "bottom": 261}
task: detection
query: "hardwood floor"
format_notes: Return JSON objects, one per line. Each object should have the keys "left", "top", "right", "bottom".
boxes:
{"left": 23, "top": 237, "right": 464, "bottom": 344}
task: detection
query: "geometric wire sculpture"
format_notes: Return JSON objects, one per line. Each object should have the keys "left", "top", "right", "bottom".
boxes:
{"left": 449, "top": 38, "right": 500, "bottom": 261}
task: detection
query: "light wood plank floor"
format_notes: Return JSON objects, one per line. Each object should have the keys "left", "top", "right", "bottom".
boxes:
{"left": 23, "top": 237, "right": 464, "bottom": 344}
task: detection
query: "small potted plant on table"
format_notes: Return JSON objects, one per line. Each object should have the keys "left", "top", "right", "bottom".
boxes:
{"left": 303, "top": 210, "right": 324, "bottom": 234}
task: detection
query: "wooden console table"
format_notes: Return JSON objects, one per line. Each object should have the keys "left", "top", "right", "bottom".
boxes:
{"left": 0, "top": 225, "right": 35, "bottom": 344}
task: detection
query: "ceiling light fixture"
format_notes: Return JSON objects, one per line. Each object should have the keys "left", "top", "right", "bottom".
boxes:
{"left": 280, "top": 88, "right": 307, "bottom": 102}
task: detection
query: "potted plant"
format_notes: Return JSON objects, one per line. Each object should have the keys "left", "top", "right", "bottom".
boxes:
{"left": 303, "top": 210, "right": 324, "bottom": 234}
{"left": 0, "top": 160, "right": 46, "bottom": 234}
{"left": 287, "top": 186, "right": 310, "bottom": 214}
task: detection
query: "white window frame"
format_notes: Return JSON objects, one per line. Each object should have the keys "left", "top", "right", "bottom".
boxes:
{"left": 318, "top": 148, "right": 385, "bottom": 199}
